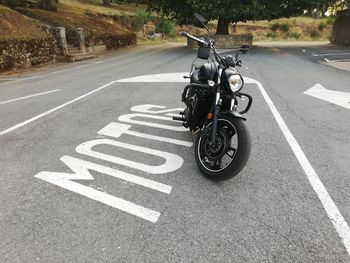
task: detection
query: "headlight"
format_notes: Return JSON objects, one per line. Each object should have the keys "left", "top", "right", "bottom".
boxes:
{"left": 228, "top": 74, "right": 243, "bottom": 93}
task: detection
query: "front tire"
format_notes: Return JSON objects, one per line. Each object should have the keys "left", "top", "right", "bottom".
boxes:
{"left": 194, "top": 115, "right": 251, "bottom": 180}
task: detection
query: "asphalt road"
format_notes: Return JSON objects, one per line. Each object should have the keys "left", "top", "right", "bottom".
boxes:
{"left": 0, "top": 43, "right": 350, "bottom": 262}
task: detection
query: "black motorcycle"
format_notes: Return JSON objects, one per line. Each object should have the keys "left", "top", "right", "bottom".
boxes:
{"left": 173, "top": 14, "right": 253, "bottom": 180}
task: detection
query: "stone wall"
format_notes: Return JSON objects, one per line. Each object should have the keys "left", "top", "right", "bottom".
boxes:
{"left": 0, "top": 32, "right": 136, "bottom": 72}
{"left": 331, "top": 10, "right": 350, "bottom": 46}
{"left": 88, "top": 33, "right": 137, "bottom": 50}
{"left": 87, "top": 44, "right": 107, "bottom": 54}
{"left": 188, "top": 34, "right": 253, "bottom": 49}
{"left": 0, "top": 37, "right": 59, "bottom": 72}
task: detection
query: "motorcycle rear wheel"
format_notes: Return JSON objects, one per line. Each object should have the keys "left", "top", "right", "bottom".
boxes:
{"left": 195, "top": 114, "right": 251, "bottom": 180}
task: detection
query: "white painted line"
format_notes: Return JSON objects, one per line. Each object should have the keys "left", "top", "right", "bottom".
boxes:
{"left": 312, "top": 52, "right": 350, "bottom": 57}
{"left": 315, "top": 49, "right": 350, "bottom": 52}
{"left": 326, "top": 59, "right": 350, "bottom": 63}
{"left": 304, "top": 83, "right": 350, "bottom": 110}
{"left": 118, "top": 113, "right": 188, "bottom": 131}
{"left": 76, "top": 139, "right": 184, "bottom": 174}
{"left": 98, "top": 122, "right": 193, "bottom": 147}
{"left": 254, "top": 79, "right": 350, "bottom": 257}
{"left": 0, "top": 81, "right": 117, "bottom": 137}
{"left": 0, "top": 89, "right": 60, "bottom": 105}
{"left": 131, "top": 104, "right": 184, "bottom": 114}
{"left": 21, "top": 76, "right": 40, "bottom": 80}
{"left": 35, "top": 156, "right": 161, "bottom": 222}
{"left": 117, "top": 72, "right": 189, "bottom": 83}
{"left": 50, "top": 69, "right": 68, "bottom": 75}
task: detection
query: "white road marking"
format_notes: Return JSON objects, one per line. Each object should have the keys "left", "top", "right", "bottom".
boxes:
{"left": 304, "top": 83, "right": 350, "bottom": 110}
{"left": 117, "top": 72, "right": 189, "bottom": 83}
{"left": 0, "top": 89, "right": 60, "bottom": 105}
{"left": 76, "top": 139, "right": 184, "bottom": 174}
{"left": 35, "top": 155, "right": 163, "bottom": 223}
{"left": 131, "top": 104, "right": 184, "bottom": 114}
{"left": 249, "top": 78, "right": 350, "bottom": 257}
{"left": 98, "top": 122, "right": 193, "bottom": 147}
{"left": 21, "top": 76, "right": 40, "bottom": 80}
{"left": 0, "top": 81, "right": 117, "bottom": 137}
{"left": 50, "top": 69, "right": 68, "bottom": 74}
{"left": 26, "top": 71, "right": 350, "bottom": 234}
{"left": 118, "top": 113, "right": 188, "bottom": 131}
{"left": 313, "top": 49, "right": 350, "bottom": 52}
{"left": 312, "top": 52, "right": 350, "bottom": 57}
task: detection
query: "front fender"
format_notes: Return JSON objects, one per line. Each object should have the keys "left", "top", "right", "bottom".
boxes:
{"left": 219, "top": 111, "right": 246, "bottom": 121}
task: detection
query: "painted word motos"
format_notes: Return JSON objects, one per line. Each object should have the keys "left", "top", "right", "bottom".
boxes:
{"left": 34, "top": 105, "right": 191, "bottom": 223}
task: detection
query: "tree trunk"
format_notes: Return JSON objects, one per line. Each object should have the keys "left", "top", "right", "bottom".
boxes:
{"left": 216, "top": 17, "right": 229, "bottom": 35}
{"left": 41, "top": 0, "right": 57, "bottom": 11}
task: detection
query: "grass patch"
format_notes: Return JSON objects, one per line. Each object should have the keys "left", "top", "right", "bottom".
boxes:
{"left": 236, "top": 16, "right": 333, "bottom": 41}
{"left": 60, "top": 0, "right": 145, "bottom": 16}
{"left": 0, "top": 5, "right": 49, "bottom": 41}
{"left": 287, "top": 32, "right": 302, "bottom": 40}
{"left": 310, "top": 28, "right": 321, "bottom": 39}
{"left": 17, "top": 3, "right": 132, "bottom": 36}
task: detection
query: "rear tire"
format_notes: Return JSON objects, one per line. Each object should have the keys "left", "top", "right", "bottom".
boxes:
{"left": 194, "top": 114, "right": 251, "bottom": 180}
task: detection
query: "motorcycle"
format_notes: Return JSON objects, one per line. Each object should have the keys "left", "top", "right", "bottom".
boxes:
{"left": 173, "top": 14, "right": 253, "bottom": 180}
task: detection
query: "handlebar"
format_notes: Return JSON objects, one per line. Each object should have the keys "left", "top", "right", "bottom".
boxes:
{"left": 180, "top": 31, "right": 208, "bottom": 46}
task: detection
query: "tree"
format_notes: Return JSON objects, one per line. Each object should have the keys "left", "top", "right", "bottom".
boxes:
{"left": 320, "top": 0, "right": 338, "bottom": 16}
{"left": 148, "top": 0, "right": 323, "bottom": 35}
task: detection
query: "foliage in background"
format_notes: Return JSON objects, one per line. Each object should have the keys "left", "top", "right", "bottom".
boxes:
{"left": 148, "top": 0, "right": 348, "bottom": 35}
{"left": 131, "top": 11, "right": 150, "bottom": 31}
{"left": 242, "top": 16, "right": 333, "bottom": 41}
{"left": 155, "top": 17, "right": 174, "bottom": 35}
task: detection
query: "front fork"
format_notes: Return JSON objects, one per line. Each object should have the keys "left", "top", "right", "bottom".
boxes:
{"left": 210, "top": 91, "right": 221, "bottom": 145}
{"left": 210, "top": 67, "right": 223, "bottom": 146}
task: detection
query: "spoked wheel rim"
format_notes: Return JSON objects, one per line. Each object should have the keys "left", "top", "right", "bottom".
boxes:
{"left": 197, "top": 119, "right": 238, "bottom": 173}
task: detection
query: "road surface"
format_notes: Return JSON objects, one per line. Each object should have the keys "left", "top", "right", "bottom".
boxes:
{"left": 0, "top": 43, "right": 350, "bottom": 262}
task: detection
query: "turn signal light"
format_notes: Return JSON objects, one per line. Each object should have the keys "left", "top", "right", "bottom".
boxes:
{"left": 207, "top": 113, "right": 213, "bottom": 120}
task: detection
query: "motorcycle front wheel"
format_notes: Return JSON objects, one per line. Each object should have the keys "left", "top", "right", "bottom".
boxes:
{"left": 194, "top": 114, "right": 251, "bottom": 180}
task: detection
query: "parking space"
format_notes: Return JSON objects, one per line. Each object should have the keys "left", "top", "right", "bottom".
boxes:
{"left": 300, "top": 46, "right": 350, "bottom": 64}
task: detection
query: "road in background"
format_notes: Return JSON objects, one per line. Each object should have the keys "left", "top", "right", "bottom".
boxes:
{"left": 0, "top": 43, "right": 350, "bottom": 262}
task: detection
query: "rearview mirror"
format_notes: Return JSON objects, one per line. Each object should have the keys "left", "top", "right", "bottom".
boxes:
{"left": 192, "top": 13, "right": 208, "bottom": 29}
